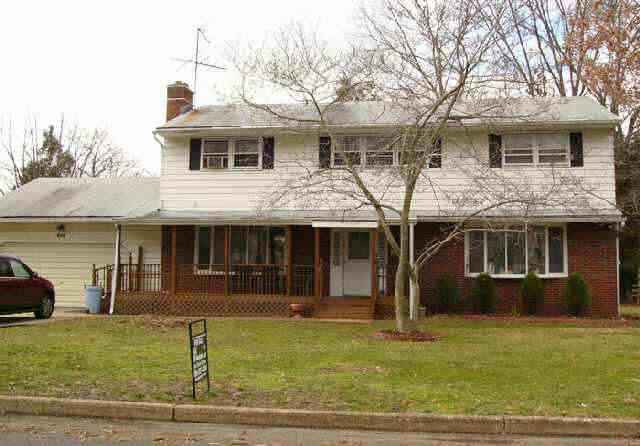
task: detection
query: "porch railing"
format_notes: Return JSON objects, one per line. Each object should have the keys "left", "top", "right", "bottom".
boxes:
{"left": 97, "top": 263, "right": 317, "bottom": 297}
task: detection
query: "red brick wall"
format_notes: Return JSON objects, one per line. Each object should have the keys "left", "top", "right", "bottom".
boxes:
{"left": 416, "top": 222, "right": 618, "bottom": 318}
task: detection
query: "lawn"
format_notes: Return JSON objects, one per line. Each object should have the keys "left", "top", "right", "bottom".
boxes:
{"left": 621, "top": 304, "right": 640, "bottom": 318}
{"left": 1, "top": 316, "right": 640, "bottom": 419}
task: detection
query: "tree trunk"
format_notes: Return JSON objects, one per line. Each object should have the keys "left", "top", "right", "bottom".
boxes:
{"left": 410, "top": 274, "right": 420, "bottom": 320}
{"left": 394, "top": 221, "right": 410, "bottom": 332}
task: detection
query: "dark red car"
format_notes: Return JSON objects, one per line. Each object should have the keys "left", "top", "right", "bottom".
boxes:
{"left": 0, "top": 255, "right": 55, "bottom": 319}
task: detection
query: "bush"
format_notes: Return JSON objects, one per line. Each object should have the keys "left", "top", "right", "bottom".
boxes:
{"left": 435, "top": 274, "right": 459, "bottom": 313}
{"left": 521, "top": 272, "right": 544, "bottom": 315}
{"left": 564, "top": 273, "right": 591, "bottom": 316}
{"left": 471, "top": 273, "right": 496, "bottom": 314}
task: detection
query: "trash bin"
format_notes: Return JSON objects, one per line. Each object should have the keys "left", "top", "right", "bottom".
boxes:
{"left": 85, "top": 286, "right": 103, "bottom": 314}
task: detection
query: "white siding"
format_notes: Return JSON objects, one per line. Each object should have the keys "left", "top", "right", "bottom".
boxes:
{"left": 159, "top": 128, "right": 617, "bottom": 215}
{"left": 0, "top": 223, "right": 161, "bottom": 307}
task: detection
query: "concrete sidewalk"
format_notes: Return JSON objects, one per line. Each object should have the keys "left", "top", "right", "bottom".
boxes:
{"left": 1, "top": 414, "right": 638, "bottom": 446}
{"left": 1, "top": 396, "right": 640, "bottom": 439}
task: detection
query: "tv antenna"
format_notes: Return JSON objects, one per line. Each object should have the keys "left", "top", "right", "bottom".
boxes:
{"left": 173, "top": 27, "right": 226, "bottom": 105}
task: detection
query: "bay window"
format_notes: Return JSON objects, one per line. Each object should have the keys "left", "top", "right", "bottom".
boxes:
{"left": 465, "top": 225, "right": 567, "bottom": 277}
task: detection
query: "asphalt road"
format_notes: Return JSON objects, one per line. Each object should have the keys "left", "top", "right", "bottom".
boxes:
{"left": 1, "top": 414, "right": 639, "bottom": 446}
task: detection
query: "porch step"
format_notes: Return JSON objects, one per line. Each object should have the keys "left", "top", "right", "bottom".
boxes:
{"left": 314, "top": 299, "right": 375, "bottom": 320}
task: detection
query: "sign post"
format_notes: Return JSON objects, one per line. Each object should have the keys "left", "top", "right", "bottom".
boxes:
{"left": 188, "top": 319, "right": 210, "bottom": 399}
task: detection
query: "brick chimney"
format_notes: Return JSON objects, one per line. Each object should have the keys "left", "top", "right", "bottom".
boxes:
{"left": 166, "top": 81, "right": 193, "bottom": 121}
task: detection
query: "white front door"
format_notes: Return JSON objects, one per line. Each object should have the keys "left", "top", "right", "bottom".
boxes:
{"left": 330, "top": 229, "right": 371, "bottom": 297}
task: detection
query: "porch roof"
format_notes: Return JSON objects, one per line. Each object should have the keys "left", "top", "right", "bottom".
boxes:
{"left": 116, "top": 209, "right": 416, "bottom": 225}
{"left": 117, "top": 206, "right": 622, "bottom": 225}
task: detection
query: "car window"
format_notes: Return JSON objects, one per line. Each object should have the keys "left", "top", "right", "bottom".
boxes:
{"left": 9, "top": 260, "right": 31, "bottom": 278}
{"left": 0, "top": 260, "right": 14, "bottom": 278}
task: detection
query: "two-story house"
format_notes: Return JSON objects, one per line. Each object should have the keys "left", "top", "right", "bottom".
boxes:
{"left": 0, "top": 81, "right": 622, "bottom": 318}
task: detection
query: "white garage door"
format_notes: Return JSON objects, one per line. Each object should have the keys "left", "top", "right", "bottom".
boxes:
{"left": 0, "top": 242, "right": 114, "bottom": 307}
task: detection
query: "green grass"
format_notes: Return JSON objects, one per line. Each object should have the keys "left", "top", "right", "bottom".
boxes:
{"left": 621, "top": 304, "right": 640, "bottom": 318}
{"left": 1, "top": 316, "right": 640, "bottom": 418}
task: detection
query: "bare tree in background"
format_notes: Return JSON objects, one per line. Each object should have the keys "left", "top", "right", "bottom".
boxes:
{"left": 0, "top": 116, "right": 144, "bottom": 193}
{"left": 231, "top": 0, "right": 601, "bottom": 331}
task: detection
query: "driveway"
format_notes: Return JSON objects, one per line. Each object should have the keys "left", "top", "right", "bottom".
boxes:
{"left": 0, "top": 307, "right": 90, "bottom": 328}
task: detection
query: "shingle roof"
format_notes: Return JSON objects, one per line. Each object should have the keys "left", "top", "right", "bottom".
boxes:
{"left": 157, "top": 96, "right": 618, "bottom": 132}
{"left": 0, "top": 177, "right": 160, "bottom": 220}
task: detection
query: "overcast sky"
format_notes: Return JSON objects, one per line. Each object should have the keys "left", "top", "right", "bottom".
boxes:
{"left": 0, "top": 1, "right": 359, "bottom": 174}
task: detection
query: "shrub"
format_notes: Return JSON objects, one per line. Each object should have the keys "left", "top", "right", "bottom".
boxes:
{"left": 564, "top": 273, "right": 591, "bottom": 316}
{"left": 521, "top": 272, "right": 544, "bottom": 315}
{"left": 471, "top": 273, "right": 496, "bottom": 314}
{"left": 435, "top": 274, "right": 459, "bottom": 313}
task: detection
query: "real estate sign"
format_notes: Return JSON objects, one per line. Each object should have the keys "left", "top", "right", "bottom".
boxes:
{"left": 188, "top": 319, "right": 210, "bottom": 399}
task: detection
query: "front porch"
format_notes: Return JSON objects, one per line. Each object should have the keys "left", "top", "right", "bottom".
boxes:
{"left": 95, "top": 225, "right": 398, "bottom": 319}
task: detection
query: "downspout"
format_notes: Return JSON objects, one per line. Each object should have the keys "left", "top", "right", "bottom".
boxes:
{"left": 616, "top": 221, "right": 622, "bottom": 317}
{"left": 409, "top": 222, "right": 416, "bottom": 320}
{"left": 109, "top": 224, "right": 121, "bottom": 315}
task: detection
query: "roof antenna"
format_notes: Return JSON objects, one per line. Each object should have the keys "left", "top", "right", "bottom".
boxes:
{"left": 172, "top": 27, "right": 226, "bottom": 107}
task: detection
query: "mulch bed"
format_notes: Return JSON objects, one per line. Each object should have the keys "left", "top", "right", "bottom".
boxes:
{"left": 373, "top": 329, "right": 439, "bottom": 342}
{"left": 438, "top": 314, "right": 637, "bottom": 327}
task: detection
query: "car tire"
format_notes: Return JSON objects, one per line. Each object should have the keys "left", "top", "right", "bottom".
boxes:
{"left": 34, "top": 295, "right": 54, "bottom": 319}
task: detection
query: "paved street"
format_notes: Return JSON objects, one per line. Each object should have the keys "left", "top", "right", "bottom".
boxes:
{"left": 0, "top": 414, "right": 638, "bottom": 445}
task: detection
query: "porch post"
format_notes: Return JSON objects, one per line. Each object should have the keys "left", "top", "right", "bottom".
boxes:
{"left": 314, "top": 227, "right": 321, "bottom": 298}
{"left": 170, "top": 225, "right": 177, "bottom": 296}
{"left": 409, "top": 222, "right": 416, "bottom": 320}
{"left": 224, "top": 225, "right": 230, "bottom": 296}
{"left": 371, "top": 228, "right": 378, "bottom": 301}
{"left": 136, "top": 246, "right": 143, "bottom": 291}
{"left": 286, "top": 225, "right": 293, "bottom": 296}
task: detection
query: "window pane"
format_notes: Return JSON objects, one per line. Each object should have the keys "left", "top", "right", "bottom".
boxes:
{"left": 203, "top": 140, "right": 229, "bottom": 169}
{"left": 334, "top": 136, "right": 362, "bottom": 166}
{"left": 213, "top": 227, "right": 226, "bottom": 265}
{"left": 9, "top": 260, "right": 30, "bottom": 278}
{"left": 506, "top": 231, "right": 526, "bottom": 274}
{"left": 538, "top": 135, "right": 568, "bottom": 165}
{"left": 487, "top": 232, "right": 506, "bottom": 274}
{"left": 203, "top": 140, "right": 229, "bottom": 154}
{"left": 527, "top": 226, "right": 546, "bottom": 275}
{"left": 504, "top": 134, "right": 534, "bottom": 165}
{"left": 247, "top": 227, "right": 267, "bottom": 264}
{"left": 468, "top": 231, "right": 484, "bottom": 273}
{"left": 234, "top": 140, "right": 259, "bottom": 167}
{"left": 231, "top": 228, "right": 247, "bottom": 264}
{"left": 196, "top": 227, "right": 211, "bottom": 267}
{"left": 269, "top": 227, "right": 286, "bottom": 265}
{"left": 365, "top": 136, "right": 394, "bottom": 167}
{"left": 548, "top": 227, "right": 565, "bottom": 273}
{"left": 348, "top": 232, "right": 370, "bottom": 260}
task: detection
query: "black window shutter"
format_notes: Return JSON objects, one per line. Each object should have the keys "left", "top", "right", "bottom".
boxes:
{"left": 428, "top": 137, "right": 442, "bottom": 168}
{"left": 489, "top": 134, "right": 502, "bottom": 168}
{"left": 189, "top": 138, "right": 202, "bottom": 171}
{"left": 570, "top": 132, "right": 583, "bottom": 167}
{"left": 319, "top": 136, "right": 331, "bottom": 168}
{"left": 263, "top": 137, "right": 275, "bottom": 169}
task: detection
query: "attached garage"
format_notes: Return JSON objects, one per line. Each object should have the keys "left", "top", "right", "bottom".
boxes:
{"left": 0, "top": 241, "right": 113, "bottom": 307}
{"left": 0, "top": 177, "right": 161, "bottom": 308}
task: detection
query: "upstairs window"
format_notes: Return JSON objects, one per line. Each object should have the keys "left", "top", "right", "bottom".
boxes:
{"left": 330, "top": 135, "right": 443, "bottom": 168}
{"left": 364, "top": 136, "right": 394, "bottom": 167}
{"left": 202, "top": 140, "right": 229, "bottom": 169}
{"left": 333, "top": 136, "right": 361, "bottom": 167}
{"left": 465, "top": 225, "right": 566, "bottom": 278}
{"left": 503, "top": 133, "right": 569, "bottom": 167}
{"left": 201, "top": 138, "right": 262, "bottom": 170}
{"left": 234, "top": 139, "right": 260, "bottom": 168}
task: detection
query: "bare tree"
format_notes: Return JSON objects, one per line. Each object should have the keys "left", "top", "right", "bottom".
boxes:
{"left": 232, "top": 1, "right": 604, "bottom": 332}
{"left": 0, "top": 116, "right": 144, "bottom": 193}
